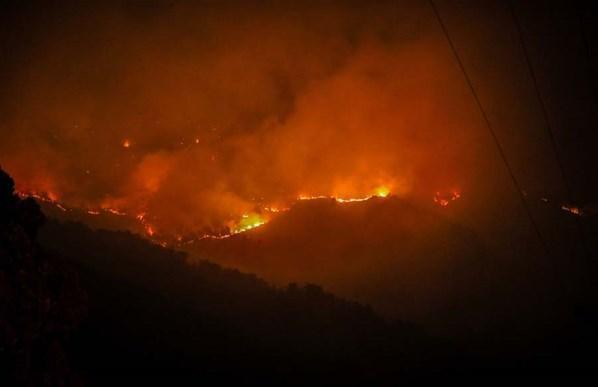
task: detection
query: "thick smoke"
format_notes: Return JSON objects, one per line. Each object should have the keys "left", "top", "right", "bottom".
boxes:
{"left": 0, "top": 1, "right": 549, "bottom": 235}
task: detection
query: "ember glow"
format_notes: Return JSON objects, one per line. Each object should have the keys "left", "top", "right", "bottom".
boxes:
{"left": 232, "top": 213, "right": 267, "bottom": 233}
{"left": 561, "top": 205, "right": 582, "bottom": 216}
{"left": 2, "top": 2, "right": 597, "bottom": 381}
{"left": 298, "top": 185, "right": 393, "bottom": 204}
{"left": 433, "top": 190, "right": 461, "bottom": 207}
{"left": 0, "top": 1, "right": 493, "bottom": 236}
{"left": 375, "top": 186, "right": 391, "bottom": 198}
{"left": 1, "top": 1, "right": 593, "bottom": 245}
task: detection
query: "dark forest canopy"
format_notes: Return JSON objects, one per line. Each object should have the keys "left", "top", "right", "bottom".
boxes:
{"left": 1, "top": 167, "right": 597, "bottom": 385}
{"left": 37, "top": 217, "right": 443, "bottom": 384}
{"left": 3, "top": 168, "right": 448, "bottom": 384}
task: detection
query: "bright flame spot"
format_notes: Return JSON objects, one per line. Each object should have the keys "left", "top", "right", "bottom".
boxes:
{"left": 104, "top": 208, "right": 126, "bottom": 216}
{"left": 335, "top": 196, "right": 371, "bottom": 203}
{"left": 145, "top": 225, "right": 155, "bottom": 236}
{"left": 122, "top": 139, "right": 131, "bottom": 148}
{"left": 298, "top": 187, "right": 391, "bottom": 204}
{"left": 55, "top": 203, "right": 68, "bottom": 212}
{"left": 264, "top": 206, "right": 289, "bottom": 213}
{"left": 561, "top": 205, "right": 582, "bottom": 216}
{"left": 47, "top": 192, "right": 59, "bottom": 202}
{"left": 232, "top": 213, "right": 266, "bottom": 234}
{"left": 298, "top": 195, "right": 330, "bottom": 201}
{"left": 434, "top": 190, "right": 461, "bottom": 207}
{"left": 374, "top": 186, "right": 390, "bottom": 198}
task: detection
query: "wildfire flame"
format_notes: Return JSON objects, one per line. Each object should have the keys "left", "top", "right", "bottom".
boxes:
{"left": 264, "top": 206, "right": 289, "bottom": 213}
{"left": 434, "top": 190, "right": 461, "bottom": 207}
{"left": 14, "top": 186, "right": 396, "bottom": 244}
{"left": 104, "top": 208, "right": 126, "bottom": 216}
{"left": 561, "top": 205, "right": 582, "bottom": 216}
{"left": 375, "top": 186, "right": 391, "bottom": 198}
{"left": 231, "top": 212, "right": 267, "bottom": 234}
{"left": 16, "top": 190, "right": 64, "bottom": 209}
{"left": 145, "top": 225, "right": 155, "bottom": 236}
{"left": 298, "top": 185, "right": 392, "bottom": 204}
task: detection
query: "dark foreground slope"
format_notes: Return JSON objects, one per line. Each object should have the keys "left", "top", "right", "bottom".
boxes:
{"left": 38, "top": 217, "right": 598, "bottom": 383}
{"left": 189, "top": 197, "right": 491, "bottom": 333}
{"left": 1, "top": 167, "right": 449, "bottom": 385}
{"left": 37, "top": 219, "right": 450, "bottom": 385}
{"left": 1, "top": 171, "right": 86, "bottom": 386}
{"left": 4, "top": 166, "right": 598, "bottom": 385}
{"left": 188, "top": 196, "right": 598, "bottom": 341}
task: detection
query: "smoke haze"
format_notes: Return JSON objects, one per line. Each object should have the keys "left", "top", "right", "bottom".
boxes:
{"left": 1, "top": 1, "right": 502, "bottom": 233}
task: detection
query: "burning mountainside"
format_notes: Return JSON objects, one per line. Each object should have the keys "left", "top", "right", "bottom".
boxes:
{"left": 185, "top": 194, "right": 490, "bottom": 333}
{"left": 1, "top": 0, "right": 595, "bottom": 258}
{"left": 22, "top": 179, "right": 587, "bottom": 335}
{"left": 433, "top": 190, "right": 461, "bottom": 207}
{"left": 22, "top": 184, "right": 394, "bottom": 244}
{"left": 0, "top": 1, "right": 501, "bottom": 234}
{"left": 19, "top": 181, "right": 588, "bottom": 252}
{"left": 2, "top": 0, "right": 595, "bottom": 337}
{"left": 3, "top": 1, "right": 598, "bottom": 382}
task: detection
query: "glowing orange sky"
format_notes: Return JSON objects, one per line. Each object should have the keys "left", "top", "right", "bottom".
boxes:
{"left": 0, "top": 1, "right": 571, "bottom": 237}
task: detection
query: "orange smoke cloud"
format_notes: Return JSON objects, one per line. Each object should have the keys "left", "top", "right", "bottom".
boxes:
{"left": 0, "top": 1, "right": 491, "bottom": 235}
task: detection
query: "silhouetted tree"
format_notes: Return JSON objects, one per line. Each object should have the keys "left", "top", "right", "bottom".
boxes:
{"left": 0, "top": 168, "right": 86, "bottom": 386}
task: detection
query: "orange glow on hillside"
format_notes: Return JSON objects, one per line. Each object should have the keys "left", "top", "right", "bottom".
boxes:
{"left": 561, "top": 205, "right": 582, "bottom": 216}
{"left": 434, "top": 190, "right": 461, "bottom": 207}
{"left": 298, "top": 186, "right": 393, "bottom": 204}
{"left": 145, "top": 225, "right": 155, "bottom": 236}
{"left": 375, "top": 186, "right": 391, "bottom": 198}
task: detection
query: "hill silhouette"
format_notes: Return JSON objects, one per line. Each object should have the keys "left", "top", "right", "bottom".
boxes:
{"left": 1, "top": 169, "right": 86, "bottom": 386}
{"left": 37, "top": 218, "right": 454, "bottom": 385}
{"left": 5, "top": 167, "right": 453, "bottom": 385}
{"left": 4, "top": 168, "right": 598, "bottom": 384}
{"left": 187, "top": 195, "right": 598, "bottom": 342}
{"left": 188, "top": 197, "right": 496, "bottom": 334}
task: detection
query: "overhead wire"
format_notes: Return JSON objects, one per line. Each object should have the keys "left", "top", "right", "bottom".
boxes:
{"left": 428, "top": 0, "right": 550, "bottom": 256}
{"left": 508, "top": 0, "right": 593, "bottom": 262}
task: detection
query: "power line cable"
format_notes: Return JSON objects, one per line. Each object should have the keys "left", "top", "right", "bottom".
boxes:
{"left": 508, "top": 0, "right": 592, "bottom": 261}
{"left": 428, "top": 0, "right": 550, "bottom": 255}
{"left": 577, "top": 2, "right": 598, "bottom": 108}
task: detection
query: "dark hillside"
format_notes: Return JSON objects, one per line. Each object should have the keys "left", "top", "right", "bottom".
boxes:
{"left": 38, "top": 218, "right": 446, "bottom": 384}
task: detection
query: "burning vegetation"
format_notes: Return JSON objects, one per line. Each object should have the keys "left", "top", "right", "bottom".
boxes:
{"left": 433, "top": 190, "right": 461, "bottom": 207}
{"left": 0, "top": 1, "right": 492, "bottom": 237}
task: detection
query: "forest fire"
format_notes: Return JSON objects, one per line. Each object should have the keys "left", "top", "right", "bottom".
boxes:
{"left": 16, "top": 190, "right": 65, "bottom": 210}
{"left": 2, "top": 1, "right": 598, "bottom": 382}
{"left": 231, "top": 212, "right": 267, "bottom": 234}
{"left": 0, "top": 3, "right": 490, "bottom": 239}
{"left": 145, "top": 225, "right": 155, "bottom": 236}
{"left": 16, "top": 182, "right": 593, "bottom": 249}
{"left": 199, "top": 188, "right": 395, "bottom": 240}
{"left": 434, "top": 191, "right": 461, "bottom": 207}
{"left": 375, "top": 186, "right": 391, "bottom": 198}
{"left": 561, "top": 205, "right": 582, "bottom": 216}
{"left": 13, "top": 184, "right": 401, "bottom": 246}
{"left": 298, "top": 186, "right": 392, "bottom": 204}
